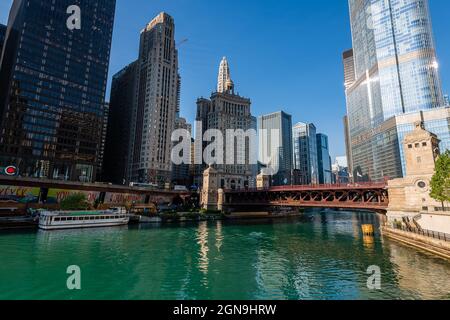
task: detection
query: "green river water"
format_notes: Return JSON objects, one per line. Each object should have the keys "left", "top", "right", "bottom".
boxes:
{"left": 0, "top": 209, "right": 449, "bottom": 300}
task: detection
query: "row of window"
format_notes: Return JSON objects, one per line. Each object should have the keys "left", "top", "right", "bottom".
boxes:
{"left": 53, "top": 215, "right": 127, "bottom": 222}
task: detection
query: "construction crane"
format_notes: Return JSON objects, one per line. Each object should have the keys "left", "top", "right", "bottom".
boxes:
{"left": 178, "top": 38, "right": 188, "bottom": 48}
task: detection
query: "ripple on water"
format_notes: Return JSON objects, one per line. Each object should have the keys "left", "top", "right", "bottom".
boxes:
{"left": 1, "top": 211, "right": 450, "bottom": 300}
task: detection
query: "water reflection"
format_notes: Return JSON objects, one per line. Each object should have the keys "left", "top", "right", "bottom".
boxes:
{"left": 362, "top": 235, "right": 375, "bottom": 251}
{"left": 386, "top": 242, "right": 450, "bottom": 299}
{"left": 196, "top": 222, "right": 209, "bottom": 278}
{"left": 1, "top": 210, "right": 450, "bottom": 300}
{"left": 215, "top": 221, "right": 223, "bottom": 252}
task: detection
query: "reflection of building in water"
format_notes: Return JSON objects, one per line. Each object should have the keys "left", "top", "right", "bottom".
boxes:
{"left": 196, "top": 222, "right": 209, "bottom": 277}
{"left": 362, "top": 235, "right": 375, "bottom": 251}
{"left": 215, "top": 221, "right": 223, "bottom": 252}
{"left": 388, "top": 243, "right": 450, "bottom": 299}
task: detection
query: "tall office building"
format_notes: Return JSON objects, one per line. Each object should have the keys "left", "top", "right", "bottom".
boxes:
{"left": 103, "top": 62, "right": 137, "bottom": 185}
{"left": 316, "top": 133, "right": 332, "bottom": 184}
{"left": 293, "top": 122, "right": 319, "bottom": 185}
{"left": 343, "top": 49, "right": 356, "bottom": 90}
{"left": 344, "top": 0, "right": 447, "bottom": 181}
{"left": 0, "top": 0, "right": 116, "bottom": 181}
{"left": 343, "top": 116, "right": 353, "bottom": 176}
{"left": 196, "top": 57, "right": 257, "bottom": 189}
{"left": 97, "top": 102, "right": 110, "bottom": 181}
{"left": 128, "top": 12, "right": 180, "bottom": 185}
{"left": 171, "top": 116, "right": 192, "bottom": 186}
{"left": 258, "top": 111, "right": 293, "bottom": 186}
{"left": 0, "top": 24, "right": 6, "bottom": 59}
{"left": 444, "top": 95, "right": 450, "bottom": 106}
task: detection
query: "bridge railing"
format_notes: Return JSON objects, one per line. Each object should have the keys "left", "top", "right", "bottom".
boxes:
{"left": 390, "top": 225, "right": 450, "bottom": 242}
{"left": 224, "top": 181, "right": 387, "bottom": 193}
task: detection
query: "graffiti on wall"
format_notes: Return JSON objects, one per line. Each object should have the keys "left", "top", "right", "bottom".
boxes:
{"left": 0, "top": 185, "right": 41, "bottom": 203}
{"left": 47, "top": 189, "right": 100, "bottom": 204}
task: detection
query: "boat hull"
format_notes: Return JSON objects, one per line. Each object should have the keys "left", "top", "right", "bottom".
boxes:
{"left": 39, "top": 219, "right": 129, "bottom": 230}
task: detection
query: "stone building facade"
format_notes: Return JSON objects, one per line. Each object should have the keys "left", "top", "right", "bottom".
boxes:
{"left": 387, "top": 122, "right": 450, "bottom": 234}
{"left": 195, "top": 57, "right": 257, "bottom": 190}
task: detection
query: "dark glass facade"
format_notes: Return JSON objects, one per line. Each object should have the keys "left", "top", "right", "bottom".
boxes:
{"left": 316, "top": 133, "right": 332, "bottom": 184}
{"left": 293, "top": 122, "right": 319, "bottom": 185}
{"left": 103, "top": 61, "right": 137, "bottom": 185}
{"left": 0, "top": 0, "right": 115, "bottom": 182}
{"left": 0, "top": 24, "right": 6, "bottom": 59}
{"left": 258, "top": 111, "right": 293, "bottom": 186}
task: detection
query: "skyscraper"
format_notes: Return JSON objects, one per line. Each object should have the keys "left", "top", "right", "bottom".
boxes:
{"left": 0, "top": 0, "right": 116, "bottom": 181}
{"left": 343, "top": 116, "right": 353, "bottom": 176}
{"left": 258, "top": 111, "right": 293, "bottom": 186}
{"left": 342, "top": 49, "right": 355, "bottom": 90}
{"left": 444, "top": 95, "right": 450, "bottom": 106}
{"left": 316, "top": 134, "right": 332, "bottom": 184}
{"left": 293, "top": 122, "right": 319, "bottom": 185}
{"left": 344, "top": 0, "right": 447, "bottom": 181}
{"left": 128, "top": 12, "right": 180, "bottom": 185}
{"left": 195, "top": 57, "right": 257, "bottom": 190}
{"left": 103, "top": 61, "right": 138, "bottom": 185}
{"left": 0, "top": 24, "right": 6, "bottom": 59}
{"left": 171, "top": 116, "right": 192, "bottom": 186}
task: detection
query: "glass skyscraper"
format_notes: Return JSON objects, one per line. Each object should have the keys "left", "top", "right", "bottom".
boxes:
{"left": 345, "top": 0, "right": 447, "bottom": 181}
{"left": 316, "top": 133, "right": 332, "bottom": 184}
{"left": 103, "top": 61, "right": 138, "bottom": 185}
{"left": 0, "top": 0, "right": 116, "bottom": 182}
{"left": 293, "top": 122, "right": 319, "bottom": 185}
{"left": 258, "top": 111, "right": 293, "bottom": 186}
{"left": 0, "top": 24, "right": 6, "bottom": 59}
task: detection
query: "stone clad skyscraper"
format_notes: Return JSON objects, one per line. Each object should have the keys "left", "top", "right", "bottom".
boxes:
{"left": 128, "top": 12, "right": 180, "bottom": 185}
{"left": 344, "top": 0, "right": 448, "bottom": 181}
{"left": 196, "top": 57, "right": 257, "bottom": 190}
{"left": 217, "top": 57, "right": 234, "bottom": 94}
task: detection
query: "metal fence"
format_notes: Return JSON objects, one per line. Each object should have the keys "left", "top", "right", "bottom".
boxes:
{"left": 392, "top": 225, "right": 450, "bottom": 242}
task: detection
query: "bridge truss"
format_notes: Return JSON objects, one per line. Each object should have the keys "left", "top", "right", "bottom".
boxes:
{"left": 223, "top": 183, "right": 389, "bottom": 212}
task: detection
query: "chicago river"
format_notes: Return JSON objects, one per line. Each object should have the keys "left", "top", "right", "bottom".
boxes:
{"left": 0, "top": 209, "right": 449, "bottom": 300}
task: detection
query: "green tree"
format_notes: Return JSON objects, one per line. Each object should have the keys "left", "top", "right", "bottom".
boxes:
{"left": 60, "top": 193, "right": 90, "bottom": 211}
{"left": 430, "top": 150, "right": 450, "bottom": 210}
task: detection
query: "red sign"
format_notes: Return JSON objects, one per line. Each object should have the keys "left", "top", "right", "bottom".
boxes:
{"left": 4, "top": 166, "right": 18, "bottom": 176}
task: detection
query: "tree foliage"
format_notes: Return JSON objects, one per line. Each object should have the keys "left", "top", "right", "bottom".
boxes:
{"left": 60, "top": 193, "right": 90, "bottom": 211}
{"left": 430, "top": 150, "right": 450, "bottom": 205}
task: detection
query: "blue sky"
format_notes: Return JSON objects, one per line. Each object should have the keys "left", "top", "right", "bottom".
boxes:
{"left": 1, "top": 0, "right": 450, "bottom": 160}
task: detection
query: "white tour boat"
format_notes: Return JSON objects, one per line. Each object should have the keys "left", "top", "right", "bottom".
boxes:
{"left": 39, "top": 210, "right": 129, "bottom": 230}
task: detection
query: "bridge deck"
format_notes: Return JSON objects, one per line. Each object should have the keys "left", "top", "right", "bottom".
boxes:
{"left": 223, "top": 183, "right": 389, "bottom": 211}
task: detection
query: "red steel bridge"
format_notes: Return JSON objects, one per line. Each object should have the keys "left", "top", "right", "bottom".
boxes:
{"left": 222, "top": 182, "right": 389, "bottom": 213}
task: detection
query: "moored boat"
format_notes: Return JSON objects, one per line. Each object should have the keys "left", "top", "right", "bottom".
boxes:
{"left": 38, "top": 210, "right": 129, "bottom": 230}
